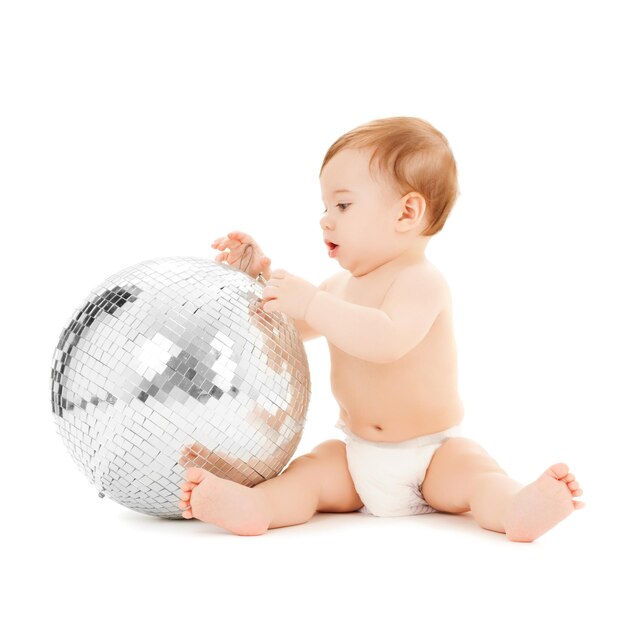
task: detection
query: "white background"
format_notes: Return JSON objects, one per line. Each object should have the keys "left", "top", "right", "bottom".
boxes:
{"left": 1, "top": 1, "right": 624, "bottom": 624}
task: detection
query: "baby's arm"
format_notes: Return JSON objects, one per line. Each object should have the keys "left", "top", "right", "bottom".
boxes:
{"left": 304, "top": 266, "right": 446, "bottom": 362}
{"left": 290, "top": 274, "right": 336, "bottom": 341}
{"left": 292, "top": 317, "right": 322, "bottom": 342}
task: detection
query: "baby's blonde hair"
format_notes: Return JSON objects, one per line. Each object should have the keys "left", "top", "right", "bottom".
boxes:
{"left": 319, "top": 117, "right": 459, "bottom": 236}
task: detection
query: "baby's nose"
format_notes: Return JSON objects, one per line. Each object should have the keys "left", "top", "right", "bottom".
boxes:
{"left": 320, "top": 220, "right": 334, "bottom": 234}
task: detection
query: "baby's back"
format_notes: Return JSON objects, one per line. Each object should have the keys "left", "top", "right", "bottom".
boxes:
{"left": 325, "top": 264, "right": 464, "bottom": 442}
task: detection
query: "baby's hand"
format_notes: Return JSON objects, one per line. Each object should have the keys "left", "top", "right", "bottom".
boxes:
{"left": 262, "top": 269, "right": 318, "bottom": 320}
{"left": 211, "top": 230, "right": 272, "bottom": 281}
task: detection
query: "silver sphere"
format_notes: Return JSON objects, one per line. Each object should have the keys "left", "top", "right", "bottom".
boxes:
{"left": 50, "top": 257, "right": 311, "bottom": 519}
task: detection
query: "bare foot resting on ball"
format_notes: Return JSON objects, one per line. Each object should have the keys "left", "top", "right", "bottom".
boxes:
{"left": 178, "top": 466, "right": 271, "bottom": 536}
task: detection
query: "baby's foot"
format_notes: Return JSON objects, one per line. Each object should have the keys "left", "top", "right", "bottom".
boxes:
{"left": 178, "top": 467, "right": 271, "bottom": 536}
{"left": 503, "top": 463, "right": 585, "bottom": 542}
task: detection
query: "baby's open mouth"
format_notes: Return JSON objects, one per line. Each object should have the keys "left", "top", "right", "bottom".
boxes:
{"left": 326, "top": 241, "right": 339, "bottom": 257}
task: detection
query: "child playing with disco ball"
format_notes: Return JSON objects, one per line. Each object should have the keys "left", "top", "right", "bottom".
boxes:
{"left": 178, "top": 116, "right": 585, "bottom": 541}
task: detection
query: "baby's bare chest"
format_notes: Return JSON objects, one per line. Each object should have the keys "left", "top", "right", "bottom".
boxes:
{"left": 325, "top": 269, "right": 462, "bottom": 439}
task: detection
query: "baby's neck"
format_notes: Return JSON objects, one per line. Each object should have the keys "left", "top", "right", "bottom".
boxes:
{"left": 353, "top": 246, "right": 428, "bottom": 279}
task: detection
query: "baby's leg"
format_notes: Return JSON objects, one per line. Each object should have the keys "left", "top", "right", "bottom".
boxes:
{"left": 178, "top": 439, "right": 363, "bottom": 536}
{"left": 421, "top": 437, "right": 585, "bottom": 542}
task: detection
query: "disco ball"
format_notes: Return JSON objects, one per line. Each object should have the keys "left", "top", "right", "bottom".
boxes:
{"left": 50, "top": 256, "right": 311, "bottom": 519}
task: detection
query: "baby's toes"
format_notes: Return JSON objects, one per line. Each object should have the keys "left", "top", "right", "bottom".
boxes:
{"left": 186, "top": 466, "right": 209, "bottom": 483}
{"left": 549, "top": 462, "right": 570, "bottom": 480}
{"left": 178, "top": 489, "right": 193, "bottom": 516}
{"left": 561, "top": 473, "right": 583, "bottom": 496}
{"left": 178, "top": 480, "right": 197, "bottom": 506}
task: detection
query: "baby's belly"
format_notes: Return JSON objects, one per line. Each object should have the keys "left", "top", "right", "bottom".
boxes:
{"left": 330, "top": 363, "right": 464, "bottom": 442}
{"left": 336, "top": 395, "right": 464, "bottom": 442}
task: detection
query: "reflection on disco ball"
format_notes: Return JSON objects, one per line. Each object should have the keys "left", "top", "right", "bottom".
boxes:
{"left": 50, "top": 257, "right": 311, "bottom": 519}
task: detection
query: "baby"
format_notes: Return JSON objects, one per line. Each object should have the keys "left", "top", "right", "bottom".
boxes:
{"left": 178, "top": 116, "right": 584, "bottom": 541}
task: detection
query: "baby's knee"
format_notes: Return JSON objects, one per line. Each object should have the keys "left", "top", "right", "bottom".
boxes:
{"left": 310, "top": 438, "right": 346, "bottom": 458}
{"left": 443, "top": 436, "right": 505, "bottom": 473}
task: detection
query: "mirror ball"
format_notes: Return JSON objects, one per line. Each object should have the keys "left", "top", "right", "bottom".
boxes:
{"left": 50, "top": 257, "right": 311, "bottom": 518}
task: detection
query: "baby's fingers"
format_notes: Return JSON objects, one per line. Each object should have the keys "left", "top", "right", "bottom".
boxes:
{"left": 228, "top": 230, "right": 252, "bottom": 242}
{"left": 211, "top": 239, "right": 227, "bottom": 252}
{"left": 212, "top": 237, "right": 231, "bottom": 250}
{"left": 218, "top": 236, "right": 248, "bottom": 252}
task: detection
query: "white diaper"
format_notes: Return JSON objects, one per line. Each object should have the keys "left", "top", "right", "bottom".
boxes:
{"left": 335, "top": 416, "right": 464, "bottom": 517}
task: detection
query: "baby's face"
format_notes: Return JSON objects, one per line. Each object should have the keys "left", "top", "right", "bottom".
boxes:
{"left": 319, "top": 148, "right": 413, "bottom": 277}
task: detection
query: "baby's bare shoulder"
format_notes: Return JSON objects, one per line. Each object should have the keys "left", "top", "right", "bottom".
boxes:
{"left": 420, "top": 262, "right": 452, "bottom": 306}
{"left": 389, "top": 262, "right": 451, "bottom": 305}
{"left": 398, "top": 260, "right": 446, "bottom": 285}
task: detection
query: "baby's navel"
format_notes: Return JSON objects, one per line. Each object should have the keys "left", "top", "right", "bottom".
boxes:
{"left": 374, "top": 425, "right": 382, "bottom": 431}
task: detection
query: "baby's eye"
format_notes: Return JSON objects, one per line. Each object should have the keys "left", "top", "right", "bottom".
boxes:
{"left": 321, "top": 203, "right": 350, "bottom": 213}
